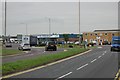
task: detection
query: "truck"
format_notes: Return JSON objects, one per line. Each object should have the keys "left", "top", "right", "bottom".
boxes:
{"left": 111, "top": 36, "right": 120, "bottom": 51}
{"left": 22, "top": 35, "right": 37, "bottom": 46}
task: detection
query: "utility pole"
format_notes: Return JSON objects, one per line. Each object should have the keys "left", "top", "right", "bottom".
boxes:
{"left": 4, "top": 0, "right": 7, "bottom": 43}
{"left": 25, "top": 23, "right": 28, "bottom": 36}
{"left": 78, "top": 0, "right": 81, "bottom": 46}
{"left": 48, "top": 18, "right": 51, "bottom": 40}
{"left": 5, "top": 0, "right": 7, "bottom": 36}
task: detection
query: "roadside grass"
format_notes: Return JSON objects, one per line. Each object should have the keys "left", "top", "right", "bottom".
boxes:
{"left": 2, "top": 48, "right": 89, "bottom": 75}
{"left": 0, "top": 49, "right": 22, "bottom": 56}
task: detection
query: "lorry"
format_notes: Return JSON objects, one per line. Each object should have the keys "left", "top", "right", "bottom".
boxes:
{"left": 22, "top": 35, "right": 37, "bottom": 47}
{"left": 111, "top": 36, "right": 120, "bottom": 51}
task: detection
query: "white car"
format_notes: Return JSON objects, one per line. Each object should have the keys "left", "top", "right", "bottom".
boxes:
{"left": 18, "top": 43, "right": 31, "bottom": 51}
{"left": 74, "top": 41, "right": 80, "bottom": 45}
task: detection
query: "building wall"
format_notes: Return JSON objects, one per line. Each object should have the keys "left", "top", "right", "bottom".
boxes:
{"left": 83, "top": 32, "right": 120, "bottom": 44}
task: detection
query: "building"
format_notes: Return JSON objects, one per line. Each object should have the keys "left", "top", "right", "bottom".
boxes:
{"left": 58, "top": 34, "right": 82, "bottom": 43}
{"left": 83, "top": 29, "right": 120, "bottom": 45}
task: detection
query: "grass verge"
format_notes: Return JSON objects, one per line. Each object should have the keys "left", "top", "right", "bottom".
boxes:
{"left": 2, "top": 48, "right": 89, "bottom": 76}
{"left": 0, "top": 49, "right": 22, "bottom": 56}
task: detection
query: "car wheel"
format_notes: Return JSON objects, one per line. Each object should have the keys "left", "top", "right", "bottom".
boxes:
{"left": 111, "top": 48, "right": 113, "bottom": 51}
{"left": 45, "top": 48, "right": 48, "bottom": 51}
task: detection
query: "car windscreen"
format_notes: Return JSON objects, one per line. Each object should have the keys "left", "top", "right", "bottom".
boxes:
{"left": 48, "top": 42, "right": 56, "bottom": 45}
{"left": 24, "top": 44, "right": 30, "bottom": 46}
{"left": 112, "top": 40, "right": 120, "bottom": 44}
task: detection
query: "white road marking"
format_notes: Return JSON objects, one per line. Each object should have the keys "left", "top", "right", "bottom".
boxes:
{"left": 102, "top": 53, "right": 105, "bottom": 55}
{"left": 77, "top": 63, "right": 88, "bottom": 70}
{"left": 98, "top": 46, "right": 102, "bottom": 48}
{"left": 56, "top": 72, "right": 72, "bottom": 80}
{"left": 104, "top": 51, "right": 107, "bottom": 53}
{"left": 98, "top": 56, "right": 101, "bottom": 58}
{"left": 91, "top": 59, "right": 97, "bottom": 63}
{"left": 2, "top": 50, "right": 92, "bottom": 79}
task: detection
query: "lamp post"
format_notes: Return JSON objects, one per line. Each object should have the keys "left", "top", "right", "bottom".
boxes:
{"left": 4, "top": 0, "right": 7, "bottom": 36}
{"left": 49, "top": 18, "right": 51, "bottom": 38}
{"left": 78, "top": 0, "right": 81, "bottom": 46}
{"left": 48, "top": 18, "right": 51, "bottom": 41}
{"left": 21, "top": 23, "right": 28, "bottom": 36}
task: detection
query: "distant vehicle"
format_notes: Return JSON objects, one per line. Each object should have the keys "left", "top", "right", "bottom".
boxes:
{"left": 111, "top": 36, "right": 120, "bottom": 51}
{"left": 45, "top": 41, "right": 57, "bottom": 51}
{"left": 102, "top": 41, "right": 109, "bottom": 45}
{"left": 18, "top": 43, "right": 31, "bottom": 51}
{"left": 5, "top": 43, "right": 12, "bottom": 47}
{"left": 74, "top": 41, "right": 80, "bottom": 45}
{"left": 22, "top": 35, "right": 37, "bottom": 47}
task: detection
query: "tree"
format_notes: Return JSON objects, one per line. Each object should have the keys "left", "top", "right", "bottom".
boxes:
{"left": 63, "top": 34, "right": 69, "bottom": 44}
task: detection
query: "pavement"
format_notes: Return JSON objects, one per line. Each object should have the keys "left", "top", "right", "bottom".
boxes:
{"left": 2, "top": 45, "right": 119, "bottom": 79}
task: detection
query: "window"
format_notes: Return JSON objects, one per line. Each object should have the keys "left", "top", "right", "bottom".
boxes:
{"left": 100, "top": 33, "right": 102, "bottom": 36}
{"left": 105, "top": 33, "right": 107, "bottom": 36}
{"left": 85, "top": 33, "right": 87, "bottom": 36}
{"left": 90, "top": 34, "right": 93, "bottom": 36}
{"left": 112, "top": 34, "right": 115, "bottom": 36}
{"left": 95, "top": 33, "right": 97, "bottom": 36}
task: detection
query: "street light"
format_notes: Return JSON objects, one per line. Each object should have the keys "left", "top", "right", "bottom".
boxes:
{"left": 4, "top": 0, "right": 7, "bottom": 36}
{"left": 20, "top": 23, "right": 28, "bottom": 36}
{"left": 78, "top": 0, "right": 81, "bottom": 46}
{"left": 48, "top": 18, "right": 51, "bottom": 38}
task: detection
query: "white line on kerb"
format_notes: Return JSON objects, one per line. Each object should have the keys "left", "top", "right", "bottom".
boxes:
{"left": 91, "top": 59, "right": 97, "bottom": 63}
{"left": 98, "top": 56, "right": 101, "bottom": 58}
{"left": 77, "top": 63, "right": 88, "bottom": 70}
{"left": 56, "top": 72, "right": 72, "bottom": 80}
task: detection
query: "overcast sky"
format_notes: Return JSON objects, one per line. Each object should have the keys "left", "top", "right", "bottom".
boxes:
{"left": 0, "top": 0, "right": 119, "bottom": 36}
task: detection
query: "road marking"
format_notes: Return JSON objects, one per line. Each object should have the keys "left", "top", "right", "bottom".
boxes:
{"left": 56, "top": 72, "right": 72, "bottom": 80}
{"left": 98, "top": 46, "right": 102, "bottom": 48}
{"left": 102, "top": 53, "right": 105, "bottom": 55}
{"left": 91, "top": 59, "right": 97, "bottom": 63}
{"left": 77, "top": 63, "right": 88, "bottom": 70}
{"left": 114, "top": 69, "right": 120, "bottom": 80}
{"left": 104, "top": 51, "right": 107, "bottom": 53}
{"left": 98, "top": 56, "right": 101, "bottom": 59}
{"left": 2, "top": 49, "right": 92, "bottom": 79}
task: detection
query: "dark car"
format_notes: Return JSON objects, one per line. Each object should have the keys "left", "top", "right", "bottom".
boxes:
{"left": 45, "top": 41, "right": 57, "bottom": 51}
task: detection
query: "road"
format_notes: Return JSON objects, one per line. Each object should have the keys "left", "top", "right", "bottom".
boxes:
{"left": 4, "top": 45, "right": 119, "bottom": 79}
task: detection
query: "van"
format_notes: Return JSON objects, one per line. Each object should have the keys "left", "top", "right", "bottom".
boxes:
{"left": 111, "top": 36, "right": 120, "bottom": 51}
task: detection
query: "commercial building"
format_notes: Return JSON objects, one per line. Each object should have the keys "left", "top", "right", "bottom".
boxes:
{"left": 83, "top": 29, "right": 120, "bottom": 45}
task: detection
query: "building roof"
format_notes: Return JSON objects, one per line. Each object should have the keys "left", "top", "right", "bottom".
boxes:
{"left": 94, "top": 29, "right": 120, "bottom": 32}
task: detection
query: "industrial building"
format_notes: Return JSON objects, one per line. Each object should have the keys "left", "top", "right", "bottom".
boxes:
{"left": 83, "top": 29, "right": 120, "bottom": 45}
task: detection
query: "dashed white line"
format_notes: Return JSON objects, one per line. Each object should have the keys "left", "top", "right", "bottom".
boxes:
{"left": 102, "top": 53, "right": 105, "bottom": 55}
{"left": 91, "top": 59, "right": 97, "bottom": 63}
{"left": 77, "top": 63, "right": 89, "bottom": 70}
{"left": 98, "top": 56, "right": 102, "bottom": 59}
{"left": 56, "top": 72, "right": 72, "bottom": 80}
{"left": 104, "top": 51, "right": 107, "bottom": 53}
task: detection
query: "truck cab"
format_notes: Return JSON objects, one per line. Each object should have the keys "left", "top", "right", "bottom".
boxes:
{"left": 111, "top": 36, "right": 120, "bottom": 51}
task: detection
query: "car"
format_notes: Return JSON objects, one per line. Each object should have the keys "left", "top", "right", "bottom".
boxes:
{"left": 45, "top": 41, "right": 57, "bottom": 51}
{"left": 5, "top": 43, "right": 12, "bottom": 47}
{"left": 18, "top": 43, "right": 31, "bottom": 51}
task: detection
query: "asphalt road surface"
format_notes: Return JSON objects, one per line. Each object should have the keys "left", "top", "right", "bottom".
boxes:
{"left": 2, "top": 47, "right": 65, "bottom": 63}
{"left": 6, "top": 46, "right": 119, "bottom": 79}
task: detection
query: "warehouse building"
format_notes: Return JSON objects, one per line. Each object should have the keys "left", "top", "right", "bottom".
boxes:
{"left": 83, "top": 29, "right": 120, "bottom": 45}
